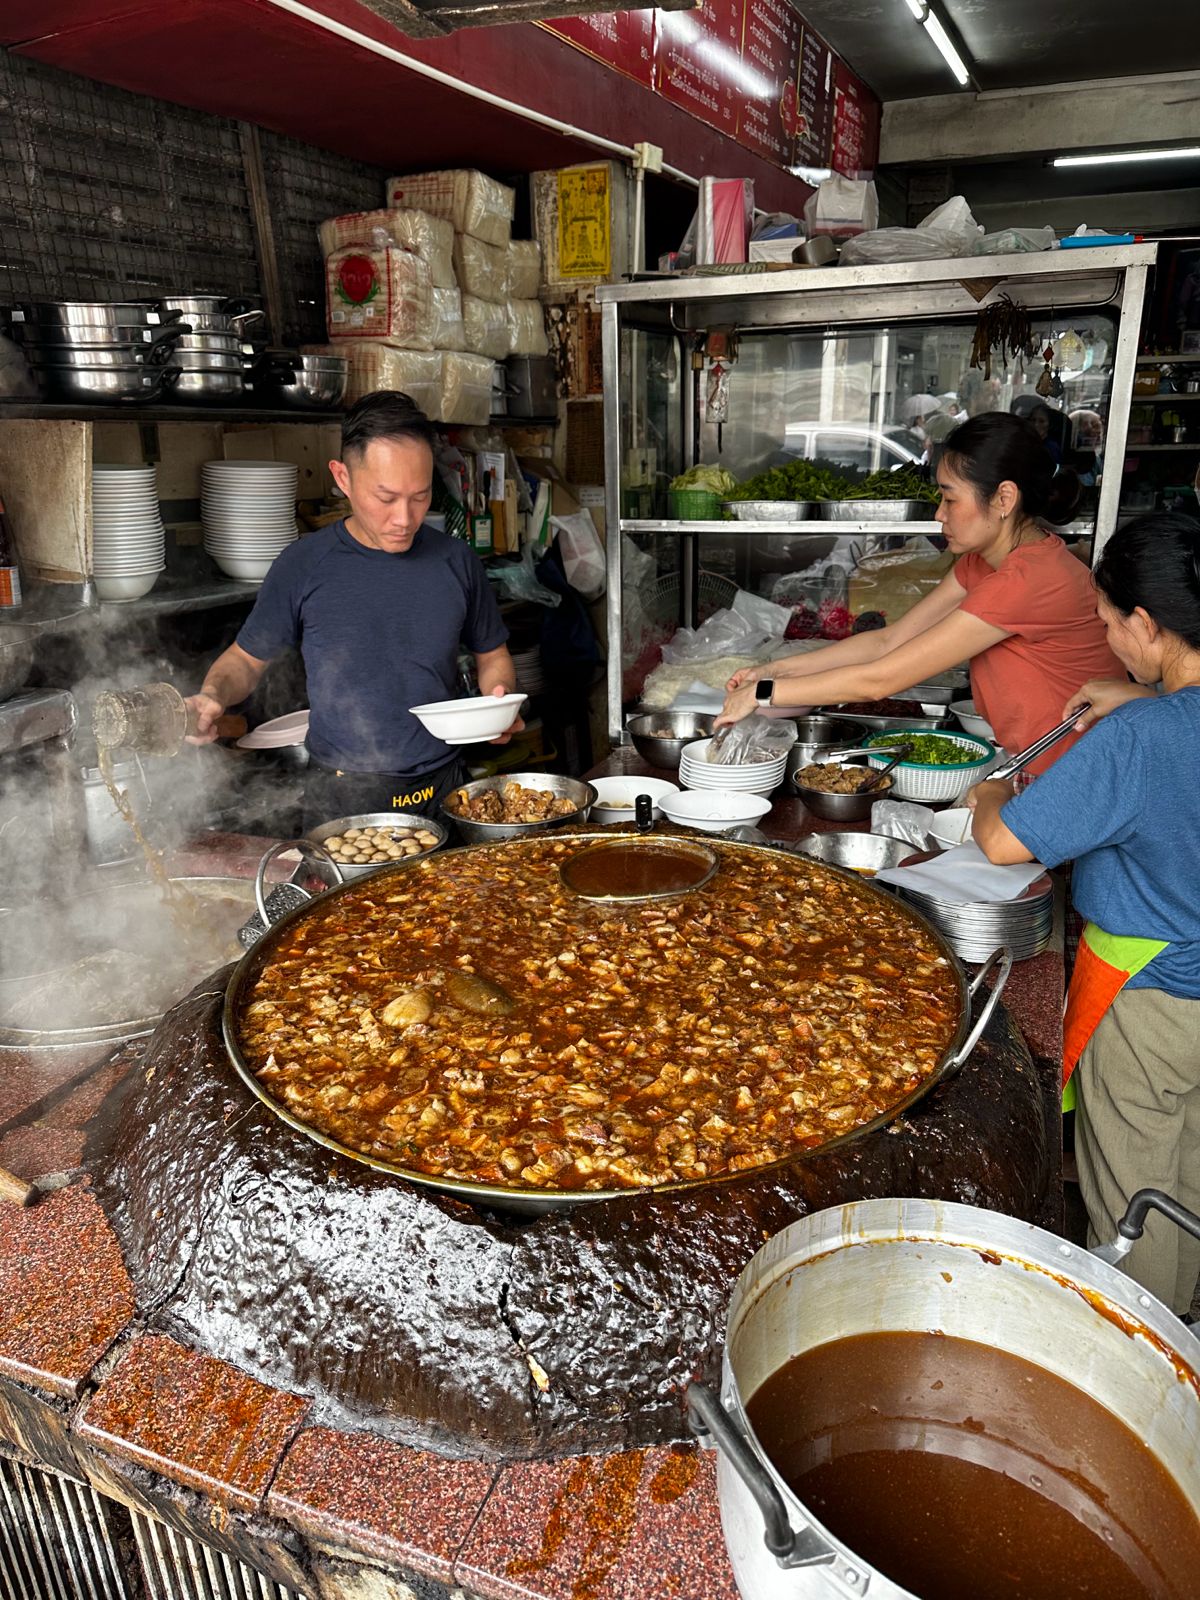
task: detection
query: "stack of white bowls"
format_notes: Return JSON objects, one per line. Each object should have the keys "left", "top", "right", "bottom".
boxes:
{"left": 202, "top": 459, "right": 299, "bottom": 583}
{"left": 91, "top": 463, "right": 165, "bottom": 602}
{"left": 679, "top": 737, "right": 788, "bottom": 797}
{"left": 511, "top": 645, "right": 545, "bottom": 697}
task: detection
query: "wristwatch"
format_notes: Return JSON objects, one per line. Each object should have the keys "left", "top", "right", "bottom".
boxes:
{"left": 755, "top": 679, "right": 775, "bottom": 708}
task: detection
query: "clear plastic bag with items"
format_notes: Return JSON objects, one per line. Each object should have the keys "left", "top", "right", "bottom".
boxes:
{"left": 660, "top": 607, "right": 777, "bottom": 665}
{"left": 709, "top": 712, "right": 798, "bottom": 766}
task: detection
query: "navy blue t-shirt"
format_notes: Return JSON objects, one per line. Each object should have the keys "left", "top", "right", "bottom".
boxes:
{"left": 237, "top": 520, "right": 507, "bottom": 774}
{"left": 1002, "top": 687, "right": 1200, "bottom": 998}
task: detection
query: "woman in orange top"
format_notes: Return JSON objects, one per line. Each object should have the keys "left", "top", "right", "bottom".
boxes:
{"left": 720, "top": 413, "right": 1123, "bottom": 771}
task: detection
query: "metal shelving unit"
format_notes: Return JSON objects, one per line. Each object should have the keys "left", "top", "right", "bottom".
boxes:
{"left": 596, "top": 245, "right": 1156, "bottom": 746}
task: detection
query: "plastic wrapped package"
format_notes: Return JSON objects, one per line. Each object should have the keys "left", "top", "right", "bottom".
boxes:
{"left": 507, "top": 298, "right": 548, "bottom": 357}
{"left": 462, "top": 295, "right": 511, "bottom": 360}
{"left": 507, "top": 239, "right": 542, "bottom": 300}
{"left": 430, "top": 287, "right": 466, "bottom": 351}
{"left": 972, "top": 227, "right": 1057, "bottom": 256}
{"left": 302, "top": 341, "right": 442, "bottom": 412}
{"left": 802, "top": 175, "right": 878, "bottom": 238}
{"left": 318, "top": 209, "right": 456, "bottom": 289}
{"left": 440, "top": 351, "right": 493, "bottom": 425}
{"left": 840, "top": 196, "right": 982, "bottom": 267}
{"left": 386, "top": 170, "right": 515, "bottom": 248}
{"left": 324, "top": 246, "right": 434, "bottom": 347}
{"left": 453, "top": 233, "right": 509, "bottom": 302}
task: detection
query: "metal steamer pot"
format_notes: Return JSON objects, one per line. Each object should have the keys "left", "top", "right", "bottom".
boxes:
{"left": 0, "top": 876, "right": 258, "bottom": 1049}
{"left": 688, "top": 1196, "right": 1200, "bottom": 1600}
{"left": 221, "top": 834, "right": 1011, "bottom": 1216}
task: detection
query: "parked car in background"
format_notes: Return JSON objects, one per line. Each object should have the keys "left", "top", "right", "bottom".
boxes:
{"left": 782, "top": 422, "right": 925, "bottom": 472}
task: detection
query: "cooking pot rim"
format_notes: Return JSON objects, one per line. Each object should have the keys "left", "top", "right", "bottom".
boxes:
{"left": 220, "top": 832, "right": 995, "bottom": 1212}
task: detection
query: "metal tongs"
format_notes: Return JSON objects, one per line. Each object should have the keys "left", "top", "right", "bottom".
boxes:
{"left": 989, "top": 703, "right": 1090, "bottom": 783}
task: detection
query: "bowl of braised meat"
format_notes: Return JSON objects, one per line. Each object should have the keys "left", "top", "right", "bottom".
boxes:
{"left": 442, "top": 773, "right": 597, "bottom": 844}
{"left": 793, "top": 761, "right": 893, "bottom": 820}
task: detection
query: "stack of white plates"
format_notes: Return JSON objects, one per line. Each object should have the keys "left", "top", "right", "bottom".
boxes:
{"left": 512, "top": 646, "right": 545, "bottom": 696}
{"left": 679, "top": 737, "right": 787, "bottom": 796}
{"left": 202, "top": 459, "right": 299, "bottom": 583}
{"left": 91, "top": 463, "right": 165, "bottom": 602}
{"left": 892, "top": 851, "right": 1055, "bottom": 963}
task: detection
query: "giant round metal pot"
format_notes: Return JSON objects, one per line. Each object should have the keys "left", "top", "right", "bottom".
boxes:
{"left": 0, "top": 624, "right": 33, "bottom": 701}
{"left": 689, "top": 1196, "right": 1200, "bottom": 1600}
{"left": 220, "top": 835, "right": 1010, "bottom": 1215}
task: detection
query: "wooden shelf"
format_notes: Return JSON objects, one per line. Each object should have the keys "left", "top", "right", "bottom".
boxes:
{"left": 1136, "top": 353, "right": 1200, "bottom": 366}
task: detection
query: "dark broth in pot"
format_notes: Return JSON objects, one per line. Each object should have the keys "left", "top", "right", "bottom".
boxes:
{"left": 746, "top": 1331, "right": 1200, "bottom": 1600}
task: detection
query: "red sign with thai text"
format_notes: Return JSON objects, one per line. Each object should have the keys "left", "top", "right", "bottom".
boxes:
{"left": 541, "top": 11, "right": 655, "bottom": 89}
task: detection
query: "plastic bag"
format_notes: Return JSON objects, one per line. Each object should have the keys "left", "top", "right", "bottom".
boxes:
{"left": 552, "top": 511, "right": 605, "bottom": 601}
{"left": 870, "top": 798, "right": 939, "bottom": 847}
{"left": 453, "top": 233, "right": 509, "bottom": 302}
{"left": 490, "top": 539, "right": 561, "bottom": 608}
{"left": 430, "top": 286, "right": 465, "bottom": 351}
{"left": 507, "top": 298, "right": 549, "bottom": 357}
{"left": 507, "top": 240, "right": 542, "bottom": 300}
{"left": 972, "top": 227, "right": 1057, "bottom": 257}
{"left": 660, "top": 607, "right": 776, "bottom": 665}
{"left": 709, "top": 712, "right": 797, "bottom": 766}
{"left": 803, "top": 176, "right": 878, "bottom": 238}
{"left": 318, "top": 209, "right": 456, "bottom": 289}
{"left": 462, "top": 295, "right": 511, "bottom": 360}
{"left": 840, "top": 195, "right": 981, "bottom": 267}
{"left": 731, "top": 587, "right": 792, "bottom": 638}
{"left": 386, "top": 170, "right": 515, "bottom": 248}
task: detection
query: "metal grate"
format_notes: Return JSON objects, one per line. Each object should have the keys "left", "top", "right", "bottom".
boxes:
{"left": 129, "top": 1513, "right": 309, "bottom": 1600}
{"left": 259, "top": 129, "right": 390, "bottom": 347}
{"left": 0, "top": 1453, "right": 133, "bottom": 1600}
{"left": 0, "top": 55, "right": 259, "bottom": 304}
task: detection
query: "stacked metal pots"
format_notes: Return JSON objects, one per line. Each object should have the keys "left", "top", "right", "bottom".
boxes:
{"left": 10, "top": 300, "right": 186, "bottom": 403}
{"left": 9, "top": 296, "right": 265, "bottom": 405}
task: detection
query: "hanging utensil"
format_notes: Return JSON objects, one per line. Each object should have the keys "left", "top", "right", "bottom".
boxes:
{"left": 989, "top": 705, "right": 1090, "bottom": 783}
{"left": 857, "top": 742, "right": 912, "bottom": 792}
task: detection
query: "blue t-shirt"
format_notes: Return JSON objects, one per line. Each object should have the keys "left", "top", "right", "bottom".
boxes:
{"left": 237, "top": 520, "right": 507, "bottom": 774}
{"left": 1001, "top": 688, "right": 1200, "bottom": 998}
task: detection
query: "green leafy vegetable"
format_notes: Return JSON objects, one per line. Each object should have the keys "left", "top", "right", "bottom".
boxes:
{"left": 845, "top": 468, "right": 940, "bottom": 503}
{"left": 726, "top": 458, "right": 856, "bottom": 503}
{"left": 670, "top": 464, "right": 737, "bottom": 495}
{"left": 868, "top": 733, "right": 990, "bottom": 767}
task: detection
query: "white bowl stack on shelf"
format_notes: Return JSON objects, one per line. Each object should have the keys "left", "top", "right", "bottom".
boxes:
{"left": 511, "top": 646, "right": 545, "bottom": 697}
{"left": 679, "top": 737, "right": 788, "bottom": 797}
{"left": 90, "top": 463, "right": 166, "bottom": 602}
{"left": 202, "top": 459, "right": 299, "bottom": 583}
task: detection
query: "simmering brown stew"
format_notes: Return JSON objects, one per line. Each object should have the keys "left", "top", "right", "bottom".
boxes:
{"left": 235, "top": 836, "right": 959, "bottom": 1192}
{"left": 747, "top": 1332, "right": 1200, "bottom": 1600}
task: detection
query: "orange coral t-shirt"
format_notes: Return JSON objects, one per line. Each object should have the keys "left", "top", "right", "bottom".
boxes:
{"left": 956, "top": 534, "right": 1125, "bottom": 773}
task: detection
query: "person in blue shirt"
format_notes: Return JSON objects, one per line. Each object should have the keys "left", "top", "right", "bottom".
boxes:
{"left": 967, "top": 513, "right": 1200, "bottom": 1315}
{"left": 186, "top": 391, "right": 520, "bottom": 828}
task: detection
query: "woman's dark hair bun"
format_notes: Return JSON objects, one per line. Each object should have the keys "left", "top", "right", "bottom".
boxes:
{"left": 943, "top": 411, "right": 1079, "bottom": 524}
{"left": 1093, "top": 511, "right": 1200, "bottom": 650}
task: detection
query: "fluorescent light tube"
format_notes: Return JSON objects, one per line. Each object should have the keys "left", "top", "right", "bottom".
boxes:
{"left": 922, "top": 10, "right": 970, "bottom": 85}
{"left": 1053, "top": 146, "right": 1200, "bottom": 168}
{"left": 902, "top": 0, "right": 926, "bottom": 18}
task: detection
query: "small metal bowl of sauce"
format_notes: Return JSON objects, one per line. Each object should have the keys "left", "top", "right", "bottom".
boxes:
{"left": 559, "top": 838, "right": 719, "bottom": 903}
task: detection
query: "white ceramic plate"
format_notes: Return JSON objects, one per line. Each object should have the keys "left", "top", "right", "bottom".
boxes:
{"left": 236, "top": 709, "right": 310, "bottom": 750}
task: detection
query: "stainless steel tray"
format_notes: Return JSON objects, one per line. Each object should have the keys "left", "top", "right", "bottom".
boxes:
{"left": 721, "top": 500, "right": 813, "bottom": 521}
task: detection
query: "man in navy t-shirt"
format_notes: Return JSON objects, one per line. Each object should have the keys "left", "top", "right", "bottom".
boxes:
{"left": 186, "top": 391, "right": 519, "bottom": 827}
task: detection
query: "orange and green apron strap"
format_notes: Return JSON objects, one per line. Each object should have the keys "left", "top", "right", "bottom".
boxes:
{"left": 1061, "top": 923, "right": 1168, "bottom": 1111}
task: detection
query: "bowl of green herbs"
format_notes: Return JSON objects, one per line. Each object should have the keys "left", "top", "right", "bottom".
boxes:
{"left": 863, "top": 730, "right": 995, "bottom": 802}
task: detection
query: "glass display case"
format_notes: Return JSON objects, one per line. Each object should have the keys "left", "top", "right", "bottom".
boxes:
{"left": 597, "top": 244, "right": 1155, "bottom": 743}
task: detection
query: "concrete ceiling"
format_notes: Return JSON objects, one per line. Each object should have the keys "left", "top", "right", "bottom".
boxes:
{"left": 795, "top": 0, "right": 1200, "bottom": 100}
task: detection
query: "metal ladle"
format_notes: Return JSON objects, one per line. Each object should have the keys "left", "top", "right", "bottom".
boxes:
{"left": 856, "top": 742, "right": 912, "bottom": 793}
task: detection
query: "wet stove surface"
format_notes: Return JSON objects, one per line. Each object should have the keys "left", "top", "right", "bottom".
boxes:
{"left": 0, "top": 813, "right": 1066, "bottom": 1600}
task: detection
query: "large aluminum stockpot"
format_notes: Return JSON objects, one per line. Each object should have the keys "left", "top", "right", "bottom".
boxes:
{"left": 689, "top": 1196, "right": 1200, "bottom": 1600}
{"left": 221, "top": 834, "right": 1009, "bottom": 1215}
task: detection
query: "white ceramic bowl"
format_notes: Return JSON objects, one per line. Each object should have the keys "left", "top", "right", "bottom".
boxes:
{"left": 589, "top": 775, "right": 681, "bottom": 825}
{"left": 951, "top": 699, "right": 996, "bottom": 740}
{"left": 210, "top": 553, "right": 279, "bottom": 581}
{"left": 409, "top": 691, "right": 528, "bottom": 746}
{"left": 658, "top": 789, "right": 772, "bottom": 832}
{"left": 94, "top": 572, "right": 161, "bottom": 601}
{"left": 928, "top": 806, "right": 975, "bottom": 849}
{"left": 864, "top": 732, "right": 995, "bottom": 802}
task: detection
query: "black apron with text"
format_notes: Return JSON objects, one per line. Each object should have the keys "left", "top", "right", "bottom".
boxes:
{"left": 302, "top": 754, "right": 465, "bottom": 833}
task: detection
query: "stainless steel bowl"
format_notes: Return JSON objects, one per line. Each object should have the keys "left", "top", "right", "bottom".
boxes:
{"left": 722, "top": 500, "right": 813, "bottom": 521}
{"left": 793, "top": 766, "right": 893, "bottom": 820}
{"left": 792, "top": 831, "right": 912, "bottom": 874}
{"left": 255, "top": 353, "right": 349, "bottom": 410}
{"left": 305, "top": 810, "right": 448, "bottom": 879}
{"left": 785, "top": 714, "right": 867, "bottom": 783}
{"left": 627, "top": 711, "right": 716, "bottom": 770}
{"left": 167, "top": 368, "right": 246, "bottom": 403}
{"left": 822, "top": 499, "right": 933, "bottom": 522}
{"left": 441, "top": 773, "right": 596, "bottom": 844}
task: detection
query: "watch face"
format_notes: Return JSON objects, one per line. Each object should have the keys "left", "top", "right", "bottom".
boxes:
{"left": 757, "top": 679, "right": 774, "bottom": 704}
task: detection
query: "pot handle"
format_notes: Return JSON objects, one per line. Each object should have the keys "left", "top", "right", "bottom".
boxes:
{"left": 686, "top": 1384, "right": 845, "bottom": 1574}
{"left": 1092, "top": 1188, "right": 1200, "bottom": 1268}
{"left": 254, "top": 838, "right": 342, "bottom": 928}
{"left": 942, "top": 946, "right": 1013, "bottom": 1076}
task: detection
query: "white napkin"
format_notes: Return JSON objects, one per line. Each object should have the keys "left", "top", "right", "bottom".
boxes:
{"left": 672, "top": 680, "right": 725, "bottom": 715}
{"left": 875, "top": 841, "right": 1046, "bottom": 904}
